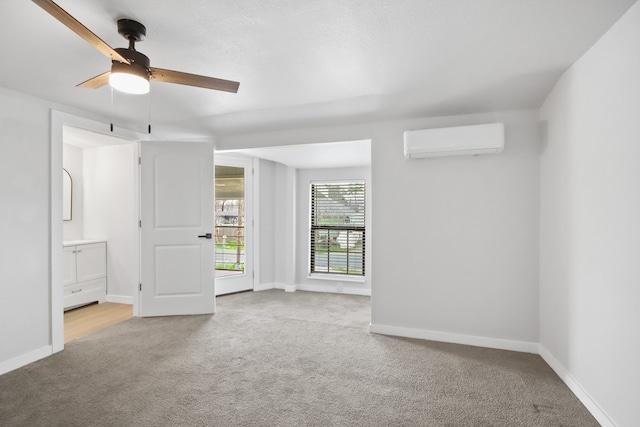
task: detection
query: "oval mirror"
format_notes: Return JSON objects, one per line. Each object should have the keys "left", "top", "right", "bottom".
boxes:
{"left": 63, "top": 168, "right": 72, "bottom": 221}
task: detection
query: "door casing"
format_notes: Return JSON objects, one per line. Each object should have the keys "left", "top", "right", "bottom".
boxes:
{"left": 214, "top": 154, "right": 256, "bottom": 295}
{"left": 50, "top": 112, "right": 146, "bottom": 353}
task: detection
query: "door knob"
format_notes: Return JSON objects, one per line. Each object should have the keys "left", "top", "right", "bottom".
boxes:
{"left": 198, "top": 233, "right": 212, "bottom": 239}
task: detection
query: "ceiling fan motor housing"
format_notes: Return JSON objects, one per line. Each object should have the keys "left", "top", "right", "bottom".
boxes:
{"left": 112, "top": 47, "right": 150, "bottom": 79}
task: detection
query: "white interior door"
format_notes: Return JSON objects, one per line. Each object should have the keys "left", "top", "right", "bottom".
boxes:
{"left": 140, "top": 141, "right": 215, "bottom": 316}
{"left": 214, "top": 155, "right": 254, "bottom": 296}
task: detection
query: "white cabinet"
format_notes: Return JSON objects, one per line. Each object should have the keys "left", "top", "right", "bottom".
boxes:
{"left": 63, "top": 246, "right": 77, "bottom": 286}
{"left": 63, "top": 241, "right": 107, "bottom": 310}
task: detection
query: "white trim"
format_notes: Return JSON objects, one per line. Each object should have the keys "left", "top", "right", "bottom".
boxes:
{"left": 273, "top": 283, "right": 298, "bottom": 292}
{"left": 213, "top": 154, "right": 255, "bottom": 295}
{"left": 133, "top": 141, "right": 141, "bottom": 317}
{"left": 254, "top": 282, "right": 276, "bottom": 292}
{"left": 307, "top": 273, "right": 365, "bottom": 283}
{"left": 51, "top": 111, "right": 64, "bottom": 354}
{"left": 309, "top": 178, "right": 367, "bottom": 186}
{"left": 0, "top": 346, "right": 52, "bottom": 376}
{"left": 252, "top": 158, "right": 260, "bottom": 291}
{"left": 308, "top": 180, "right": 367, "bottom": 278}
{"left": 271, "top": 282, "right": 370, "bottom": 296}
{"left": 297, "top": 283, "right": 371, "bottom": 296}
{"left": 369, "top": 323, "right": 538, "bottom": 353}
{"left": 106, "top": 295, "right": 134, "bottom": 304}
{"left": 538, "top": 345, "right": 616, "bottom": 427}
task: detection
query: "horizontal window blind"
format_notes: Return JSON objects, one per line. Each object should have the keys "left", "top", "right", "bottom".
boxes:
{"left": 310, "top": 182, "right": 365, "bottom": 276}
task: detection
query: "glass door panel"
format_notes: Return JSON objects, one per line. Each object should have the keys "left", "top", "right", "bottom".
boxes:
{"left": 215, "top": 165, "right": 245, "bottom": 278}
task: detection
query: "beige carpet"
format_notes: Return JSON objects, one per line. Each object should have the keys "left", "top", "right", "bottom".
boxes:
{"left": 0, "top": 290, "right": 597, "bottom": 426}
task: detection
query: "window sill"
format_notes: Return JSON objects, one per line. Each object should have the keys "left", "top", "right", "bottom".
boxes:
{"left": 307, "top": 273, "right": 366, "bottom": 283}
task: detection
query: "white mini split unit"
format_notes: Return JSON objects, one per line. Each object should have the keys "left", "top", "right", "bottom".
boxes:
{"left": 403, "top": 123, "right": 505, "bottom": 159}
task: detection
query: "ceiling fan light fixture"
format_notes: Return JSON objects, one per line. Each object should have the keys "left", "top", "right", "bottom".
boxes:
{"left": 109, "top": 72, "right": 149, "bottom": 94}
{"left": 32, "top": 1, "right": 240, "bottom": 94}
{"left": 109, "top": 61, "right": 150, "bottom": 94}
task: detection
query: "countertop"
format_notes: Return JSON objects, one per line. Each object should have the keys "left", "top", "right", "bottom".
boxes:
{"left": 63, "top": 239, "right": 106, "bottom": 247}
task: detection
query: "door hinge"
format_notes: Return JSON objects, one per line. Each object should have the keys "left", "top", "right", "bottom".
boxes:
{"left": 139, "top": 219, "right": 142, "bottom": 228}
{"left": 139, "top": 283, "right": 142, "bottom": 291}
{"left": 138, "top": 157, "right": 141, "bottom": 165}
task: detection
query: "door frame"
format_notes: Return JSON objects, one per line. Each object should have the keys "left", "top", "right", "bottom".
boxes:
{"left": 50, "top": 111, "right": 146, "bottom": 353}
{"left": 214, "top": 153, "right": 259, "bottom": 294}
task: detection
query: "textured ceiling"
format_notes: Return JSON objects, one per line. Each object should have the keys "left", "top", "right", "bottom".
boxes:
{"left": 220, "top": 140, "right": 371, "bottom": 169}
{"left": 0, "top": 0, "right": 636, "bottom": 138}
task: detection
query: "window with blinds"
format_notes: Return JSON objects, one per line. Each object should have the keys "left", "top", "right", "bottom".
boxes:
{"left": 310, "top": 181, "right": 365, "bottom": 276}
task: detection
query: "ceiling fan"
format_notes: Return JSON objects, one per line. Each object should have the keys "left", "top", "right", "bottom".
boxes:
{"left": 32, "top": 0, "right": 240, "bottom": 95}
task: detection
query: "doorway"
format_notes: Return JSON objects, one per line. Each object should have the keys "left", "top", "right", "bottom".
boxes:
{"left": 51, "top": 112, "right": 146, "bottom": 353}
{"left": 64, "top": 302, "right": 132, "bottom": 343}
{"left": 214, "top": 155, "right": 254, "bottom": 295}
{"left": 215, "top": 165, "right": 245, "bottom": 278}
{"left": 62, "top": 125, "right": 139, "bottom": 339}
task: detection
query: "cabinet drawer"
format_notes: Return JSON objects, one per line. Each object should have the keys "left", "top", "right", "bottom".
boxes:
{"left": 64, "top": 278, "right": 105, "bottom": 297}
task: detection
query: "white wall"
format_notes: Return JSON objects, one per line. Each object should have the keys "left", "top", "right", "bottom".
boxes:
{"left": 62, "top": 144, "right": 84, "bottom": 240}
{"left": 272, "top": 163, "right": 297, "bottom": 290}
{"left": 0, "top": 88, "right": 146, "bottom": 373}
{"left": 539, "top": 2, "right": 640, "bottom": 426}
{"left": 83, "top": 144, "right": 138, "bottom": 301}
{"left": 295, "top": 166, "right": 372, "bottom": 294}
{"left": 216, "top": 109, "right": 541, "bottom": 350}
{"left": 371, "top": 111, "right": 540, "bottom": 350}
{"left": 256, "top": 159, "right": 276, "bottom": 287}
{"left": 0, "top": 89, "right": 52, "bottom": 371}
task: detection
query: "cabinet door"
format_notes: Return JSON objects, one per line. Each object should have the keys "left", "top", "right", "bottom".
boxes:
{"left": 76, "top": 243, "right": 107, "bottom": 282}
{"left": 63, "top": 246, "right": 76, "bottom": 286}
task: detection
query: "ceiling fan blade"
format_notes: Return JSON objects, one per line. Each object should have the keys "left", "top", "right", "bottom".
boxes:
{"left": 150, "top": 68, "right": 240, "bottom": 93}
{"left": 32, "top": 0, "right": 129, "bottom": 64}
{"left": 77, "top": 71, "right": 111, "bottom": 89}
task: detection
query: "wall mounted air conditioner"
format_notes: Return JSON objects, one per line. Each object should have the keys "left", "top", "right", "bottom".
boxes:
{"left": 403, "top": 123, "right": 504, "bottom": 159}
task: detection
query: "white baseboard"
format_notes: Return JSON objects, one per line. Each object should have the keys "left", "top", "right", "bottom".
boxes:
{"left": 253, "top": 282, "right": 276, "bottom": 292}
{"left": 272, "top": 283, "right": 294, "bottom": 292}
{"left": 297, "top": 283, "right": 371, "bottom": 296}
{"left": 106, "top": 295, "right": 134, "bottom": 304}
{"left": 368, "top": 323, "right": 538, "bottom": 353}
{"left": 0, "top": 345, "right": 52, "bottom": 376}
{"left": 272, "top": 282, "right": 371, "bottom": 296}
{"left": 538, "top": 345, "right": 615, "bottom": 427}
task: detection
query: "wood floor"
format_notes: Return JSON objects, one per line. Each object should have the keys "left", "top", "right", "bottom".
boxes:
{"left": 64, "top": 302, "right": 133, "bottom": 343}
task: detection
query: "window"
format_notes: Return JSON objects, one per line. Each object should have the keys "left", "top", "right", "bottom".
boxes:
{"left": 310, "top": 181, "right": 365, "bottom": 276}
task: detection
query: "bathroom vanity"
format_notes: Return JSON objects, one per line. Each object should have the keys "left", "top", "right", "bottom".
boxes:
{"left": 63, "top": 240, "right": 107, "bottom": 310}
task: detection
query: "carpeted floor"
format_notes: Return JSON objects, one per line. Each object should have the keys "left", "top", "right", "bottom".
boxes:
{"left": 0, "top": 290, "right": 598, "bottom": 426}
